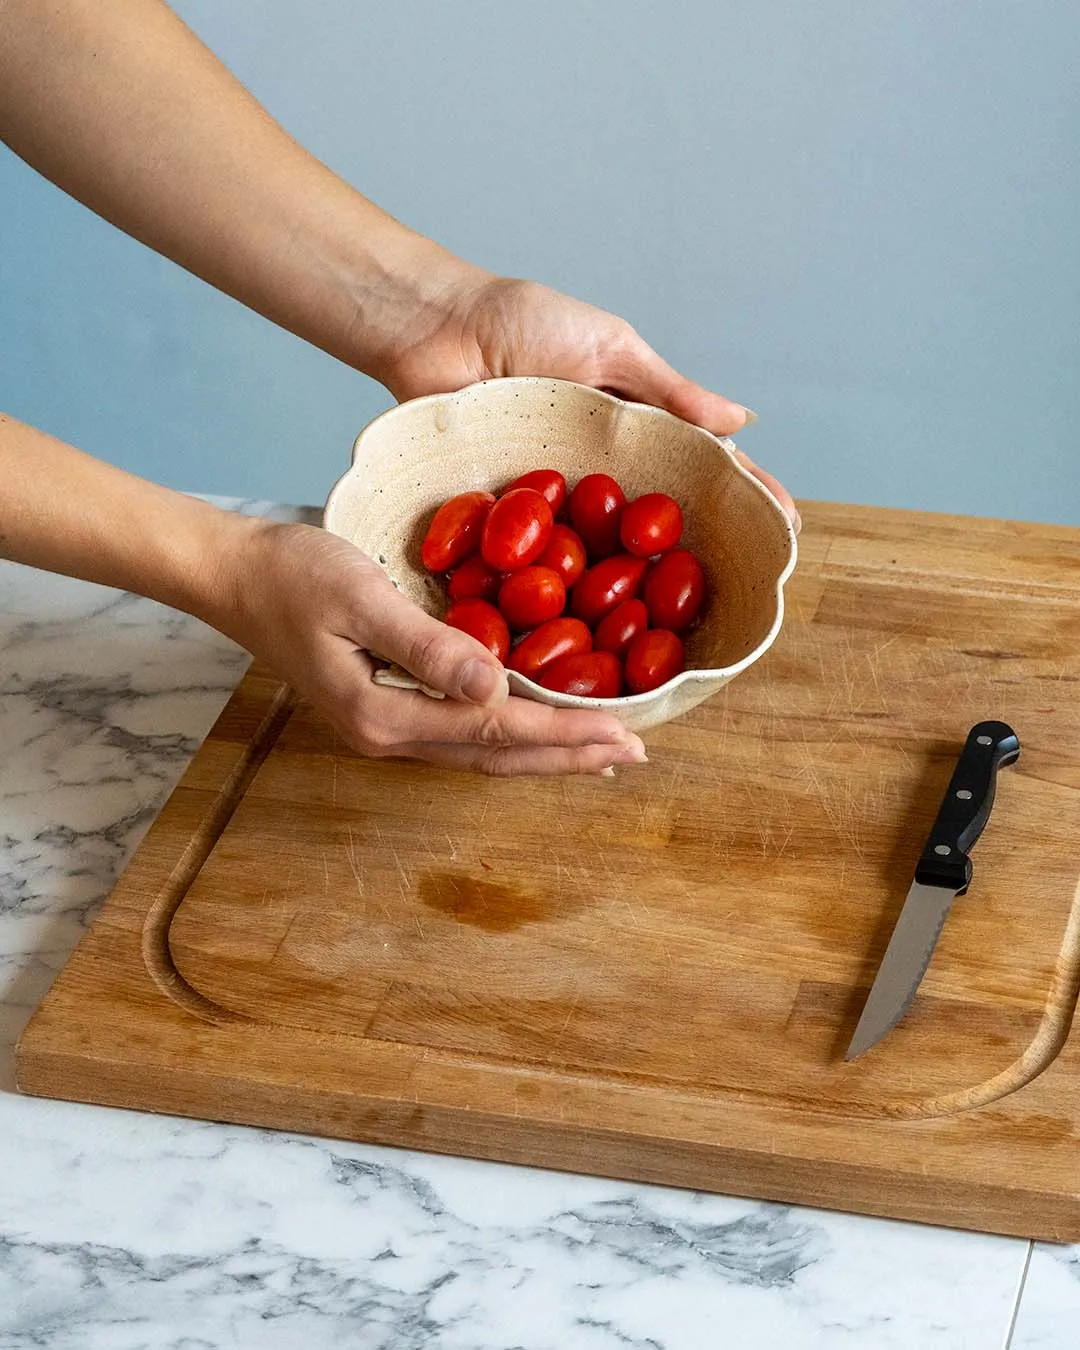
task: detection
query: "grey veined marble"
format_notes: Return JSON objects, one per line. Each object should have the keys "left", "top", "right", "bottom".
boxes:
{"left": 0, "top": 499, "right": 1063, "bottom": 1349}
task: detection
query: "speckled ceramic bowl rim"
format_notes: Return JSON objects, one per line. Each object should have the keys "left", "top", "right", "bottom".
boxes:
{"left": 326, "top": 377, "right": 798, "bottom": 710}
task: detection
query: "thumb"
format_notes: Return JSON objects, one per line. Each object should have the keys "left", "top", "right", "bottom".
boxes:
{"left": 609, "top": 334, "right": 756, "bottom": 437}
{"left": 363, "top": 581, "right": 509, "bottom": 706}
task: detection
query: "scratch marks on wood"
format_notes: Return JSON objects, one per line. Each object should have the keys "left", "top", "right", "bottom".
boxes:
{"left": 344, "top": 825, "right": 366, "bottom": 898}
{"left": 763, "top": 824, "right": 795, "bottom": 860}
{"left": 796, "top": 734, "right": 866, "bottom": 860}
{"left": 388, "top": 843, "right": 412, "bottom": 895}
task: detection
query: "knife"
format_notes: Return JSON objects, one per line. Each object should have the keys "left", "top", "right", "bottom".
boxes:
{"left": 845, "top": 720, "right": 1021, "bottom": 1061}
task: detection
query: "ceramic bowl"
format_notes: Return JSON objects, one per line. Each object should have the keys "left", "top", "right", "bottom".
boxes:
{"left": 324, "top": 377, "right": 796, "bottom": 732}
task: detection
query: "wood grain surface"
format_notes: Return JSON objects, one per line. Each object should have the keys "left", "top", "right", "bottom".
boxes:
{"left": 15, "top": 501, "right": 1080, "bottom": 1240}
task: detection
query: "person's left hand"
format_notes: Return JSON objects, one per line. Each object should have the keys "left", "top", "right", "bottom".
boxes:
{"left": 378, "top": 274, "right": 799, "bottom": 531}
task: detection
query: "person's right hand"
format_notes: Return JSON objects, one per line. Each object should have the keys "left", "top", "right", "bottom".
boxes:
{"left": 375, "top": 275, "right": 800, "bottom": 534}
{"left": 217, "top": 518, "right": 647, "bottom": 777}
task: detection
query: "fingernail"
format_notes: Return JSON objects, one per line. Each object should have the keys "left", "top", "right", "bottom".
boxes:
{"left": 460, "top": 659, "right": 508, "bottom": 705}
{"left": 793, "top": 508, "right": 803, "bottom": 534}
{"left": 600, "top": 766, "right": 617, "bottom": 778}
{"left": 741, "top": 407, "right": 759, "bottom": 427}
{"left": 612, "top": 741, "right": 648, "bottom": 765}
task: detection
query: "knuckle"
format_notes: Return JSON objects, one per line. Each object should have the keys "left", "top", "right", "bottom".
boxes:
{"left": 478, "top": 749, "right": 527, "bottom": 778}
{"left": 604, "top": 319, "right": 639, "bottom": 357}
{"left": 346, "top": 714, "right": 394, "bottom": 757}
{"left": 473, "top": 712, "right": 511, "bottom": 748}
{"left": 476, "top": 753, "right": 510, "bottom": 778}
{"left": 405, "top": 626, "right": 460, "bottom": 680}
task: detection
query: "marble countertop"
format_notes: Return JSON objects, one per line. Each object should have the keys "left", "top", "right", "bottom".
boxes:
{"left": 1, "top": 499, "right": 1076, "bottom": 1350}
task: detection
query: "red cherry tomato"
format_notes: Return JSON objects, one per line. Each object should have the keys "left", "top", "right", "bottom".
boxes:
{"left": 538, "top": 650, "right": 623, "bottom": 699}
{"left": 620, "top": 493, "right": 684, "bottom": 557}
{"left": 625, "top": 629, "right": 684, "bottom": 693}
{"left": 481, "top": 488, "right": 553, "bottom": 572}
{"left": 568, "top": 473, "right": 626, "bottom": 559}
{"left": 447, "top": 554, "right": 501, "bottom": 603}
{"left": 570, "top": 554, "right": 649, "bottom": 627}
{"left": 420, "top": 491, "right": 496, "bottom": 572}
{"left": 537, "top": 524, "right": 587, "bottom": 588}
{"left": 507, "top": 617, "right": 592, "bottom": 681}
{"left": 505, "top": 468, "right": 567, "bottom": 515}
{"left": 643, "top": 549, "right": 707, "bottom": 631}
{"left": 593, "top": 599, "right": 649, "bottom": 658}
{"left": 444, "top": 598, "right": 510, "bottom": 663}
{"left": 497, "top": 566, "right": 566, "bottom": 631}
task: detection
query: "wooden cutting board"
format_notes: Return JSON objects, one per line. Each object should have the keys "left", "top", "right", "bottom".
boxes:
{"left": 16, "top": 502, "right": 1080, "bottom": 1240}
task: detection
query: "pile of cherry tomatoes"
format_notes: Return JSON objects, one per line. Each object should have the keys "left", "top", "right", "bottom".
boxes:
{"left": 420, "top": 469, "right": 706, "bottom": 697}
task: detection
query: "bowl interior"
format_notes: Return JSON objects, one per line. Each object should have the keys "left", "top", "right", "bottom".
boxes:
{"left": 325, "top": 378, "right": 794, "bottom": 678}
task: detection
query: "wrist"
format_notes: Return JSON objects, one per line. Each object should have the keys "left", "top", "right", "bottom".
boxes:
{"left": 160, "top": 504, "right": 269, "bottom": 636}
{"left": 333, "top": 219, "right": 493, "bottom": 390}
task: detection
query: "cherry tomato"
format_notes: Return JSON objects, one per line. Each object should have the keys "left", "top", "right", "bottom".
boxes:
{"left": 505, "top": 468, "right": 566, "bottom": 515}
{"left": 570, "top": 553, "right": 649, "bottom": 627}
{"left": 507, "top": 617, "right": 592, "bottom": 682}
{"left": 625, "top": 629, "right": 684, "bottom": 693}
{"left": 620, "top": 492, "right": 684, "bottom": 557}
{"left": 537, "top": 523, "right": 587, "bottom": 588}
{"left": 538, "top": 650, "right": 623, "bottom": 699}
{"left": 420, "top": 491, "right": 496, "bottom": 572}
{"left": 444, "top": 598, "right": 510, "bottom": 663}
{"left": 497, "top": 566, "right": 566, "bottom": 631}
{"left": 481, "top": 488, "right": 553, "bottom": 572}
{"left": 568, "top": 473, "right": 627, "bottom": 559}
{"left": 447, "top": 554, "right": 501, "bottom": 603}
{"left": 593, "top": 598, "right": 649, "bottom": 658}
{"left": 643, "top": 548, "right": 707, "bottom": 631}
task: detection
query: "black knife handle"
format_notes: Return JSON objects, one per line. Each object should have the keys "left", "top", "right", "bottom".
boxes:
{"left": 913, "top": 721, "right": 1020, "bottom": 894}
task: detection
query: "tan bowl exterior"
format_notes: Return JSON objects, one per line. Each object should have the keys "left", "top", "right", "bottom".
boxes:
{"left": 324, "top": 378, "right": 797, "bottom": 732}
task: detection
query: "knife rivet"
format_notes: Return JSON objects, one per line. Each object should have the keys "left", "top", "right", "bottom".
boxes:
{"left": 977, "top": 735, "right": 993, "bottom": 746}
{"left": 934, "top": 844, "right": 952, "bottom": 855}
{"left": 956, "top": 789, "right": 973, "bottom": 800}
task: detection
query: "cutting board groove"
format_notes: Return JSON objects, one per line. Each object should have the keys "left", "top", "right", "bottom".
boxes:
{"left": 141, "top": 681, "right": 298, "bottom": 1023}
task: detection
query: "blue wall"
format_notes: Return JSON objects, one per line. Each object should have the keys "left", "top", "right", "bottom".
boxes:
{"left": 2, "top": 0, "right": 1077, "bottom": 522}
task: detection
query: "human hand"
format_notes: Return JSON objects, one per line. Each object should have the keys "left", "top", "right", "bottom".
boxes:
{"left": 215, "top": 518, "right": 647, "bottom": 776}
{"left": 379, "top": 275, "right": 800, "bottom": 531}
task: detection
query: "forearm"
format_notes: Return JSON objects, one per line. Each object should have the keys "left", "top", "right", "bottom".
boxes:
{"left": 0, "top": 0, "right": 483, "bottom": 383}
{"left": 0, "top": 411, "right": 253, "bottom": 624}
